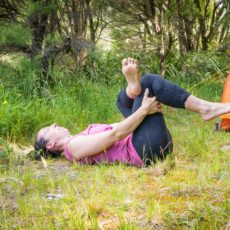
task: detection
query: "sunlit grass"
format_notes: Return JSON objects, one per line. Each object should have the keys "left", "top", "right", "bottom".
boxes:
{"left": 0, "top": 110, "right": 229, "bottom": 229}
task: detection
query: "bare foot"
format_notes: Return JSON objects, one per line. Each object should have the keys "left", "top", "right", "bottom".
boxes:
{"left": 185, "top": 95, "right": 230, "bottom": 121}
{"left": 122, "top": 57, "right": 142, "bottom": 98}
{"left": 201, "top": 102, "right": 230, "bottom": 121}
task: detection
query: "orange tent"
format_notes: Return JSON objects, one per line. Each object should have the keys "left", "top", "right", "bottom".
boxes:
{"left": 219, "top": 73, "right": 230, "bottom": 130}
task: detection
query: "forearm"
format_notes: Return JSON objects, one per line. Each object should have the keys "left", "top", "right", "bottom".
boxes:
{"left": 113, "top": 107, "right": 147, "bottom": 140}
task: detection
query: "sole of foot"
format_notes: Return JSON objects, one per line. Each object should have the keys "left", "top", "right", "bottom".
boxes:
{"left": 122, "top": 57, "right": 142, "bottom": 96}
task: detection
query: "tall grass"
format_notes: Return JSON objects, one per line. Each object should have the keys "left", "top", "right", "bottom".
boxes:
{"left": 0, "top": 50, "right": 229, "bottom": 229}
{"left": 166, "top": 52, "right": 229, "bottom": 99}
{"left": 1, "top": 50, "right": 228, "bottom": 143}
{"left": 0, "top": 79, "right": 121, "bottom": 143}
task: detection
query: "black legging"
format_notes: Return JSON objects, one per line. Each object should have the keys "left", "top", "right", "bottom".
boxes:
{"left": 117, "top": 74, "right": 190, "bottom": 165}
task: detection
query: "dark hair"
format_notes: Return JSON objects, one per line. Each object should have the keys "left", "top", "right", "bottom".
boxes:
{"left": 33, "top": 135, "right": 62, "bottom": 159}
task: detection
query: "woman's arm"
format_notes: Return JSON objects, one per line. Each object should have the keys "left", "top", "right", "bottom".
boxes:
{"left": 111, "top": 89, "right": 162, "bottom": 140}
{"left": 68, "top": 89, "right": 161, "bottom": 160}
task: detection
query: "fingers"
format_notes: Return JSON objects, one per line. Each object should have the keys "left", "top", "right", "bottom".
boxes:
{"left": 144, "top": 88, "right": 149, "bottom": 99}
{"left": 145, "top": 93, "right": 159, "bottom": 104}
{"left": 150, "top": 96, "right": 157, "bottom": 105}
{"left": 143, "top": 91, "right": 158, "bottom": 104}
{"left": 152, "top": 104, "right": 162, "bottom": 114}
{"left": 157, "top": 108, "right": 163, "bottom": 113}
{"left": 150, "top": 99, "right": 163, "bottom": 114}
{"left": 141, "top": 91, "right": 163, "bottom": 114}
{"left": 157, "top": 102, "right": 162, "bottom": 109}
{"left": 156, "top": 101, "right": 162, "bottom": 113}
{"left": 157, "top": 102, "right": 163, "bottom": 113}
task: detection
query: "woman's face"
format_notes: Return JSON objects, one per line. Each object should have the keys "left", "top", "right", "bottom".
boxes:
{"left": 37, "top": 123, "right": 70, "bottom": 143}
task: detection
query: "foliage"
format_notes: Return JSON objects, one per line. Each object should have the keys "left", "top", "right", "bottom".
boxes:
{"left": 0, "top": 23, "right": 31, "bottom": 46}
{"left": 0, "top": 0, "right": 229, "bottom": 79}
{"left": 0, "top": 138, "right": 12, "bottom": 164}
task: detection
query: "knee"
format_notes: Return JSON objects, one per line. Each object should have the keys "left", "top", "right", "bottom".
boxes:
{"left": 142, "top": 73, "right": 162, "bottom": 79}
{"left": 141, "top": 74, "right": 155, "bottom": 84}
{"left": 141, "top": 74, "right": 164, "bottom": 95}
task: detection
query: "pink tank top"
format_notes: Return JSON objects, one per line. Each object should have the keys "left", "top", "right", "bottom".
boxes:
{"left": 64, "top": 124, "right": 144, "bottom": 167}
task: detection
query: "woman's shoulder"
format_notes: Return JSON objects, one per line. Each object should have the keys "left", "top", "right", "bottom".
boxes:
{"left": 81, "top": 123, "right": 113, "bottom": 135}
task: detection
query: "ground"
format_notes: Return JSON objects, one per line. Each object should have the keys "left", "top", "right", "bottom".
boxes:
{"left": 0, "top": 109, "right": 230, "bottom": 229}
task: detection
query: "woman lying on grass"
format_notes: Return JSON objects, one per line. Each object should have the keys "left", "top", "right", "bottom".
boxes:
{"left": 34, "top": 58, "right": 230, "bottom": 166}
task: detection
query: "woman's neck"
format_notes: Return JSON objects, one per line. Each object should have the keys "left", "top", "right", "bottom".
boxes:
{"left": 60, "top": 135, "right": 73, "bottom": 154}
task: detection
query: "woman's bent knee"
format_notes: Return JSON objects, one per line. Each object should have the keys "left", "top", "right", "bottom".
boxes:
{"left": 141, "top": 74, "right": 164, "bottom": 95}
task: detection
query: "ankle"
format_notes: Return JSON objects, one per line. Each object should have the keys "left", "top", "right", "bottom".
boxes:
{"left": 129, "top": 85, "right": 142, "bottom": 96}
{"left": 198, "top": 100, "right": 211, "bottom": 115}
{"left": 126, "top": 87, "right": 137, "bottom": 99}
{"left": 126, "top": 86, "right": 142, "bottom": 99}
{"left": 185, "top": 95, "right": 209, "bottom": 114}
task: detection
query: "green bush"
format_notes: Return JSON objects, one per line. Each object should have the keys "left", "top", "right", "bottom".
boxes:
{"left": 0, "top": 23, "right": 31, "bottom": 46}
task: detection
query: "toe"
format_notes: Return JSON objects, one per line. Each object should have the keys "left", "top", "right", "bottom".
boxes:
{"left": 122, "top": 58, "right": 128, "bottom": 66}
{"left": 134, "top": 59, "right": 138, "bottom": 66}
{"left": 128, "top": 57, "right": 131, "bottom": 64}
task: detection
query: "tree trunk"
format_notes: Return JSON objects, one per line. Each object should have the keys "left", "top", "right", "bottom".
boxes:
{"left": 29, "top": 12, "right": 49, "bottom": 57}
{"left": 184, "top": 18, "right": 195, "bottom": 51}
{"left": 158, "top": 6, "right": 166, "bottom": 76}
{"left": 85, "top": 0, "right": 95, "bottom": 42}
{"left": 176, "top": 0, "right": 187, "bottom": 54}
{"left": 72, "top": 0, "right": 81, "bottom": 35}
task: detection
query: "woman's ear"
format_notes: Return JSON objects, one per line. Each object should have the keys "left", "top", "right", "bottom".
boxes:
{"left": 46, "top": 142, "right": 56, "bottom": 150}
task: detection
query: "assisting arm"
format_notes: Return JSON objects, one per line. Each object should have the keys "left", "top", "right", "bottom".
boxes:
{"left": 68, "top": 89, "right": 161, "bottom": 160}
{"left": 112, "top": 89, "right": 162, "bottom": 139}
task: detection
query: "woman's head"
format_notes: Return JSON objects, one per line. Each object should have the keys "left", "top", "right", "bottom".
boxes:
{"left": 34, "top": 123, "right": 70, "bottom": 158}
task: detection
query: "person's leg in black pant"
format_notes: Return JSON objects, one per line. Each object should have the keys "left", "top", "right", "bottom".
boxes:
{"left": 116, "top": 73, "right": 190, "bottom": 165}
{"left": 116, "top": 58, "right": 189, "bottom": 165}
{"left": 117, "top": 84, "right": 174, "bottom": 165}
{"left": 117, "top": 57, "right": 230, "bottom": 165}
{"left": 131, "top": 74, "right": 190, "bottom": 164}
{"left": 117, "top": 89, "right": 133, "bottom": 118}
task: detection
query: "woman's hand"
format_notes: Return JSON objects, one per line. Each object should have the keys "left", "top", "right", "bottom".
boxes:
{"left": 108, "top": 88, "right": 162, "bottom": 142}
{"left": 141, "top": 88, "right": 162, "bottom": 115}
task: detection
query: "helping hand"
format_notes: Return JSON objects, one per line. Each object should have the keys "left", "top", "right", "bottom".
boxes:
{"left": 141, "top": 88, "right": 162, "bottom": 115}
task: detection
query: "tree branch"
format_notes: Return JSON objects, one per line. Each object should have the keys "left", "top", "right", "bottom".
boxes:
{"left": 0, "top": 43, "right": 31, "bottom": 55}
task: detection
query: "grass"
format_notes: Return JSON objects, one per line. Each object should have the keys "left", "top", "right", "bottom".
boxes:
{"left": 0, "top": 107, "right": 229, "bottom": 229}
{"left": 0, "top": 52, "right": 230, "bottom": 229}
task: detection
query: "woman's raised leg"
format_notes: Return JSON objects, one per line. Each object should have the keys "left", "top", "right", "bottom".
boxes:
{"left": 131, "top": 77, "right": 174, "bottom": 164}
{"left": 132, "top": 73, "right": 230, "bottom": 120}
{"left": 116, "top": 58, "right": 141, "bottom": 118}
{"left": 121, "top": 58, "right": 174, "bottom": 164}
{"left": 121, "top": 57, "right": 230, "bottom": 164}
{"left": 116, "top": 90, "right": 134, "bottom": 118}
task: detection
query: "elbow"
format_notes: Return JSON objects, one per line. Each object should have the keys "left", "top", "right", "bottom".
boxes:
{"left": 111, "top": 127, "right": 123, "bottom": 142}
{"left": 71, "top": 152, "right": 82, "bottom": 161}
